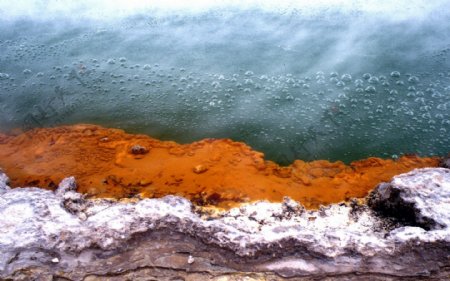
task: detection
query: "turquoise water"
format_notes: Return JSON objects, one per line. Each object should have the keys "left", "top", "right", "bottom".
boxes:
{"left": 0, "top": 1, "right": 449, "bottom": 164}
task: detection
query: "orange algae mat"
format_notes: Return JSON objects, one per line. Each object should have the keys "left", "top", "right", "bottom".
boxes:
{"left": 0, "top": 124, "right": 439, "bottom": 209}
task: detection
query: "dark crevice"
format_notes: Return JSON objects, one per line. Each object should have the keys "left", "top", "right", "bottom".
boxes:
{"left": 367, "top": 183, "right": 437, "bottom": 231}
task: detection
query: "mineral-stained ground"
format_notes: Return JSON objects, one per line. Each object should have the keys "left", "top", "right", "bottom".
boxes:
{"left": 0, "top": 124, "right": 449, "bottom": 280}
{"left": 0, "top": 124, "right": 440, "bottom": 209}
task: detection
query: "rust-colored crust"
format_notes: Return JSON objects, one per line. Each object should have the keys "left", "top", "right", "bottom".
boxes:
{"left": 0, "top": 124, "right": 439, "bottom": 209}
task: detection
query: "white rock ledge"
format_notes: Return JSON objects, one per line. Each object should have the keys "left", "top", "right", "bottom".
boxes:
{"left": 0, "top": 168, "right": 449, "bottom": 280}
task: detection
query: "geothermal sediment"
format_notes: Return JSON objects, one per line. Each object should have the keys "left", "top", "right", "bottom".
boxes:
{"left": 0, "top": 124, "right": 440, "bottom": 208}
{"left": 0, "top": 168, "right": 450, "bottom": 280}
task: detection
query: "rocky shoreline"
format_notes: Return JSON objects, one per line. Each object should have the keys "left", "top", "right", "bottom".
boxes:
{"left": 1, "top": 167, "right": 449, "bottom": 280}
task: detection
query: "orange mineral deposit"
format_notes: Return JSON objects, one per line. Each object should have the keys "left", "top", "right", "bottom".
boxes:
{"left": 0, "top": 124, "right": 440, "bottom": 209}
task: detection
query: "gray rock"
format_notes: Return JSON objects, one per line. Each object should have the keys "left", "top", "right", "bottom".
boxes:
{"left": 55, "top": 176, "right": 77, "bottom": 197}
{"left": 55, "top": 177, "right": 88, "bottom": 218}
{"left": 0, "top": 172, "right": 11, "bottom": 195}
{"left": 368, "top": 168, "right": 450, "bottom": 230}
{"left": 441, "top": 154, "right": 450, "bottom": 169}
{"left": 0, "top": 169, "right": 10, "bottom": 194}
{"left": 0, "top": 168, "right": 449, "bottom": 280}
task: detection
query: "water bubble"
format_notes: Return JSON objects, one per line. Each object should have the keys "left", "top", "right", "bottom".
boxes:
{"left": 330, "top": 72, "right": 339, "bottom": 78}
{"left": 315, "top": 73, "right": 324, "bottom": 80}
{"left": 437, "top": 104, "right": 447, "bottom": 110}
{"left": 245, "top": 71, "right": 254, "bottom": 76}
{"left": 431, "top": 91, "right": 442, "bottom": 98}
{"left": 336, "top": 81, "right": 345, "bottom": 87}
{"left": 353, "top": 79, "right": 363, "bottom": 86}
{"left": 390, "top": 71, "right": 401, "bottom": 78}
{"left": 389, "top": 89, "right": 398, "bottom": 95}
{"left": 362, "top": 73, "right": 371, "bottom": 80}
{"left": 211, "top": 81, "right": 221, "bottom": 88}
{"left": 396, "top": 80, "right": 405, "bottom": 86}
{"left": 368, "top": 76, "right": 379, "bottom": 84}
{"left": 244, "top": 79, "right": 253, "bottom": 85}
{"left": 0, "top": 73, "right": 10, "bottom": 79}
{"left": 363, "top": 99, "right": 372, "bottom": 105}
{"left": 419, "top": 105, "right": 431, "bottom": 111}
{"left": 405, "top": 110, "right": 414, "bottom": 116}
{"left": 23, "top": 69, "right": 32, "bottom": 75}
{"left": 365, "top": 86, "right": 376, "bottom": 93}
{"left": 408, "top": 76, "right": 419, "bottom": 83}
{"left": 330, "top": 77, "right": 339, "bottom": 83}
{"left": 107, "top": 59, "right": 115, "bottom": 64}
{"left": 338, "top": 93, "right": 347, "bottom": 99}
{"left": 143, "top": 64, "right": 151, "bottom": 70}
{"left": 339, "top": 74, "right": 351, "bottom": 82}
{"left": 422, "top": 113, "right": 431, "bottom": 119}
{"left": 119, "top": 57, "right": 127, "bottom": 63}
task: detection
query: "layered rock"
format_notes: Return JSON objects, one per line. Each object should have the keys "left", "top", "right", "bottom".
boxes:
{"left": 0, "top": 124, "right": 439, "bottom": 209}
{"left": 0, "top": 168, "right": 449, "bottom": 280}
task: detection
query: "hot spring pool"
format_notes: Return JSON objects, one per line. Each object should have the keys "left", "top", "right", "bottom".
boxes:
{"left": 0, "top": 0, "right": 449, "bottom": 164}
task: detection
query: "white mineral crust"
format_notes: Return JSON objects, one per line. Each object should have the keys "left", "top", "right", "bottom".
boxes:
{"left": 0, "top": 167, "right": 449, "bottom": 279}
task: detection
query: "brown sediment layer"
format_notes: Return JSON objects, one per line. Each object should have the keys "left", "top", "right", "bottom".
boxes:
{"left": 0, "top": 124, "right": 440, "bottom": 209}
